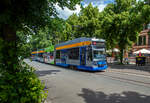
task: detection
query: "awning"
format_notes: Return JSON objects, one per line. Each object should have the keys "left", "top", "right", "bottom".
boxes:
{"left": 133, "top": 49, "right": 150, "bottom": 54}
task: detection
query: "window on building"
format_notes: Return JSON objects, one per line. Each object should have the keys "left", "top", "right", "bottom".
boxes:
{"left": 143, "top": 36, "right": 146, "bottom": 45}
{"left": 148, "top": 23, "right": 150, "bottom": 29}
{"left": 68, "top": 48, "right": 79, "bottom": 60}
{"left": 138, "top": 36, "right": 142, "bottom": 45}
{"left": 138, "top": 36, "right": 146, "bottom": 46}
{"left": 56, "top": 50, "right": 60, "bottom": 59}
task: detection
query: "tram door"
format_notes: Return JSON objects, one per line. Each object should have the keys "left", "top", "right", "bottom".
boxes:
{"left": 80, "top": 47, "right": 86, "bottom": 65}
{"left": 61, "top": 50, "right": 67, "bottom": 64}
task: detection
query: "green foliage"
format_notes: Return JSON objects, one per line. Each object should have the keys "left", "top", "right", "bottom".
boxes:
{"left": 78, "top": 3, "right": 100, "bottom": 37}
{"left": 0, "top": 39, "right": 47, "bottom": 103}
{"left": 0, "top": 61, "right": 47, "bottom": 103}
{"left": 66, "top": 14, "right": 79, "bottom": 39}
{"left": 62, "top": 0, "right": 150, "bottom": 64}
{"left": 100, "top": 0, "right": 148, "bottom": 63}
{"left": 28, "top": 18, "right": 66, "bottom": 50}
{"left": 0, "top": 0, "right": 81, "bottom": 103}
{"left": 62, "top": 3, "right": 101, "bottom": 40}
{"left": 62, "top": 22, "right": 73, "bottom": 41}
{"left": 0, "top": 0, "right": 81, "bottom": 29}
{"left": 49, "top": 18, "right": 66, "bottom": 44}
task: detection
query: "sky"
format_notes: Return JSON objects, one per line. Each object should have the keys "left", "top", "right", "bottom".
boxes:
{"left": 56, "top": 0, "right": 114, "bottom": 20}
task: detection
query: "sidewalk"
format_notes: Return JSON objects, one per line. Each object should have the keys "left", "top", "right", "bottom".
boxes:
{"left": 107, "top": 64, "right": 150, "bottom": 76}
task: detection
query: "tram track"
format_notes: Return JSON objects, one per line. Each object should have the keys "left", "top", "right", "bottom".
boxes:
{"left": 94, "top": 71, "right": 150, "bottom": 88}
{"left": 107, "top": 69, "right": 150, "bottom": 79}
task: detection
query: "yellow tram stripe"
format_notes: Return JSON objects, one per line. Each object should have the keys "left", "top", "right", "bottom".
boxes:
{"left": 31, "top": 50, "right": 45, "bottom": 54}
{"left": 56, "top": 41, "right": 91, "bottom": 50}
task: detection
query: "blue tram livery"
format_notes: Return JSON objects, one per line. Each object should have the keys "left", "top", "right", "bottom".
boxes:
{"left": 55, "top": 37, "right": 107, "bottom": 71}
{"left": 31, "top": 37, "right": 107, "bottom": 71}
{"left": 31, "top": 49, "right": 45, "bottom": 62}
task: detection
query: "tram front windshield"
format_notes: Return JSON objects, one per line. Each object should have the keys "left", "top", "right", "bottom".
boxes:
{"left": 93, "top": 50, "right": 106, "bottom": 60}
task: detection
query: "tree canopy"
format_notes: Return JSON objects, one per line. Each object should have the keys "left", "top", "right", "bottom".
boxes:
{"left": 100, "top": 0, "right": 150, "bottom": 63}
{"left": 61, "top": 0, "right": 150, "bottom": 64}
{"left": 0, "top": 0, "right": 81, "bottom": 103}
{"left": 0, "top": 0, "right": 80, "bottom": 29}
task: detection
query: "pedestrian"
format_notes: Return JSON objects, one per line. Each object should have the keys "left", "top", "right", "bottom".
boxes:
{"left": 125, "top": 57, "right": 128, "bottom": 64}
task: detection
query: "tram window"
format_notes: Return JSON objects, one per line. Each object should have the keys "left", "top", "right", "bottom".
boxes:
{"left": 56, "top": 51, "right": 60, "bottom": 59}
{"left": 93, "top": 50, "right": 106, "bottom": 60}
{"left": 68, "top": 48, "right": 79, "bottom": 60}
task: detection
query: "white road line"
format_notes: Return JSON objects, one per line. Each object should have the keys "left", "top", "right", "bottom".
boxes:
{"left": 108, "top": 70, "right": 150, "bottom": 79}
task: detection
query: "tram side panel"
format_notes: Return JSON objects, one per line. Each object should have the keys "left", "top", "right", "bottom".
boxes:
{"left": 77, "top": 46, "right": 95, "bottom": 71}
{"left": 55, "top": 48, "right": 80, "bottom": 67}
{"left": 55, "top": 50, "right": 63, "bottom": 66}
{"left": 67, "top": 48, "right": 80, "bottom": 66}
{"left": 44, "top": 52, "right": 54, "bottom": 64}
{"left": 55, "top": 46, "right": 95, "bottom": 71}
{"left": 55, "top": 47, "right": 90, "bottom": 70}
{"left": 85, "top": 46, "right": 93, "bottom": 67}
{"left": 55, "top": 47, "right": 107, "bottom": 71}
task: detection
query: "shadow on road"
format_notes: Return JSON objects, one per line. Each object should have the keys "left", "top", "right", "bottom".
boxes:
{"left": 78, "top": 88, "right": 150, "bottom": 103}
{"left": 108, "top": 64, "right": 150, "bottom": 73}
{"left": 35, "top": 70, "right": 61, "bottom": 77}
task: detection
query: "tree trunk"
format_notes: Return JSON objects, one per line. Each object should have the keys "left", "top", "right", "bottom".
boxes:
{"left": 119, "top": 49, "right": 124, "bottom": 64}
{"left": 0, "top": 24, "right": 18, "bottom": 73}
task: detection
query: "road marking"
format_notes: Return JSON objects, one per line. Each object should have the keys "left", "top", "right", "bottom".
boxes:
{"left": 108, "top": 70, "right": 150, "bottom": 79}
{"left": 95, "top": 73, "right": 150, "bottom": 88}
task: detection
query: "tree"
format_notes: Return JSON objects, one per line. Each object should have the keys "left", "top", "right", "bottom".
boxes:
{"left": 140, "top": 0, "right": 150, "bottom": 24}
{"left": 66, "top": 13, "right": 79, "bottom": 39}
{"left": 62, "top": 22, "right": 73, "bottom": 41}
{"left": 0, "top": 0, "right": 81, "bottom": 102}
{"left": 50, "top": 18, "right": 66, "bottom": 44}
{"left": 100, "top": 0, "right": 149, "bottom": 64}
{"left": 0, "top": 0, "right": 81, "bottom": 69}
{"left": 29, "top": 27, "right": 52, "bottom": 51}
{"left": 78, "top": 3, "right": 100, "bottom": 37}
{"left": 64, "top": 3, "right": 101, "bottom": 39}
{"left": 99, "top": 4, "right": 118, "bottom": 51}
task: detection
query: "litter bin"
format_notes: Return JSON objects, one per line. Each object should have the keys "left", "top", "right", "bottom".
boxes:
{"left": 136, "top": 56, "right": 146, "bottom": 66}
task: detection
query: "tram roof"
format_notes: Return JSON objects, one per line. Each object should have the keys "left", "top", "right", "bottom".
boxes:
{"left": 55, "top": 37, "right": 105, "bottom": 48}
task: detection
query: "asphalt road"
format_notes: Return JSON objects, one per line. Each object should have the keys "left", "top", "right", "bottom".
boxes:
{"left": 25, "top": 59, "right": 150, "bottom": 103}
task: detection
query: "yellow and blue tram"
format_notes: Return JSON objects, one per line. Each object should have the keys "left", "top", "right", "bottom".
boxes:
{"left": 55, "top": 37, "right": 107, "bottom": 71}
{"left": 31, "top": 46, "right": 54, "bottom": 64}
{"left": 31, "top": 37, "right": 107, "bottom": 71}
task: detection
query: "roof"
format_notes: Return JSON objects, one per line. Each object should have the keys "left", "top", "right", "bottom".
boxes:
{"left": 133, "top": 49, "right": 150, "bottom": 54}
{"left": 55, "top": 37, "right": 105, "bottom": 48}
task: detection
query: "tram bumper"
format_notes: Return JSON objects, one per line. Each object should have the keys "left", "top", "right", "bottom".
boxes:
{"left": 92, "top": 64, "right": 108, "bottom": 71}
{"left": 91, "top": 60, "right": 107, "bottom": 71}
